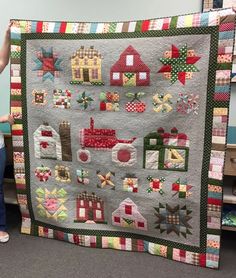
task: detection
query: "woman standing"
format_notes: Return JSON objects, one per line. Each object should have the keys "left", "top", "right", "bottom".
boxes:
{"left": 0, "top": 22, "right": 14, "bottom": 243}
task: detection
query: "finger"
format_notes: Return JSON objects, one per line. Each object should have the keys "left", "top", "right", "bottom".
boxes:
{"left": 9, "top": 20, "right": 14, "bottom": 27}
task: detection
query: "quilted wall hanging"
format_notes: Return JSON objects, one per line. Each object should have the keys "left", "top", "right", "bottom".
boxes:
{"left": 202, "top": 1, "right": 236, "bottom": 81}
{"left": 10, "top": 8, "right": 235, "bottom": 269}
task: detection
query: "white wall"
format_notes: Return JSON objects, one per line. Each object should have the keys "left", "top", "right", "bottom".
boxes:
{"left": 1, "top": 0, "right": 235, "bottom": 126}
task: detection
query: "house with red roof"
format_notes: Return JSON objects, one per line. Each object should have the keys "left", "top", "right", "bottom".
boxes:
{"left": 110, "top": 45, "right": 150, "bottom": 86}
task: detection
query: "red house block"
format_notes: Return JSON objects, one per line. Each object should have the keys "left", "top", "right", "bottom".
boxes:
{"left": 74, "top": 191, "right": 106, "bottom": 224}
{"left": 110, "top": 45, "right": 150, "bottom": 86}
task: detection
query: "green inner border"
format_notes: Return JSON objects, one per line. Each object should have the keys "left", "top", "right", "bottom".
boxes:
{"left": 20, "top": 26, "right": 219, "bottom": 253}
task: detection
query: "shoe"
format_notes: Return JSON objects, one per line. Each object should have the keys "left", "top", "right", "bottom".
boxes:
{"left": 0, "top": 232, "right": 10, "bottom": 243}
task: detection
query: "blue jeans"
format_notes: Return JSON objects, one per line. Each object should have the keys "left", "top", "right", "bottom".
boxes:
{"left": 0, "top": 147, "right": 6, "bottom": 231}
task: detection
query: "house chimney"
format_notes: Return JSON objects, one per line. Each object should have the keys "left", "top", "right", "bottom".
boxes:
{"left": 59, "top": 121, "right": 72, "bottom": 161}
{"left": 90, "top": 117, "right": 94, "bottom": 130}
{"left": 157, "top": 127, "right": 164, "bottom": 134}
{"left": 171, "top": 127, "right": 178, "bottom": 134}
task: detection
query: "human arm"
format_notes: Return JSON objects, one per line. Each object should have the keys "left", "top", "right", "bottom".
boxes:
{"left": 0, "top": 114, "right": 14, "bottom": 125}
{"left": 0, "top": 22, "right": 12, "bottom": 74}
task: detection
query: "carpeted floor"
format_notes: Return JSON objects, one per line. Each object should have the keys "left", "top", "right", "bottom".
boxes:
{"left": 0, "top": 205, "right": 235, "bottom": 278}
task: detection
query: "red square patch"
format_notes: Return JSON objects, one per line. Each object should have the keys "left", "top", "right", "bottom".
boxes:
{"left": 125, "top": 205, "right": 132, "bottom": 215}
{"left": 152, "top": 180, "right": 160, "bottom": 189}
{"left": 114, "top": 216, "right": 120, "bottom": 223}
{"left": 42, "top": 58, "right": 55, "bottom": 71}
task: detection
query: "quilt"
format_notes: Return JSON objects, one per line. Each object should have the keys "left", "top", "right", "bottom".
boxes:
{"left": 10, "top": 8, "right": 235, "bottom": 269}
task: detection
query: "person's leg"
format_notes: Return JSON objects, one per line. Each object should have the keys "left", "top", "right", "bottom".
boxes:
{"left": 0, "top": 146, "right": 6, "bottom": 232}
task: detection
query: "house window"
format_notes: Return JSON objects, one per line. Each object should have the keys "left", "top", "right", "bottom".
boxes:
{"left": 74, "top": 69, "right": 81, "bottom": 79}
{"left": 94, "top": 58, "right": 97, "bottom": 65}
{"left": 126, "top": 55, "right": 134, "bottom": 66}
{"left": 114, "top": 216, "right": 120, "bottom": 223}
{"left": 80, "top": 200, "right": 84, "bottom": 206}
{"left": 92, "top": 69, "right": 98, "bottom": 79}
{"left": 97, "top": 202, "right": 101, "bottom": 209}
{"left": 95, "top": 210, "right": 102, "bottom": 219}
{"left": 75, "top": 58, "right": 80, "bottom": 65}
{"left": 79, "top": 208, "right": 85, "bottom": 217}
{"left": 89, "top": 201, "right": 92, "bottom": 207}
{"left": 84, "top": 58, "right": 88, "bottom": 65}
{"left": 149, "top": 138, "right": 157, "bottom": 145}
{"left": 137, "top": 221, "right": 144, "bottom": 228}
{"left": 112, "top": 72, "right": 120, "bottom": 80}
{"left": 139, "top": 72, "right": 147, "bottom": 80}
{"left": 125, "top": 205, "right": 132, "bottom": 215}
{"left": 41, "top": 130, "right": 52, "bottom": 137}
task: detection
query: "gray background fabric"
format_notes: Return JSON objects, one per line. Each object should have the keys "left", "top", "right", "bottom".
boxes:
{"left": 25, "top": 33, "right": 211, "bottom": 247}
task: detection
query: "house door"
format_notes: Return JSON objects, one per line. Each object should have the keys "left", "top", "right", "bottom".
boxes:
{"left": 83, "top": 69, "right": 90, "bottom": 82}
{"left": 123, "top": 73, "right": 136, "bottom": 86}
{"left": 145, "top": 150, "right": 159, "bottom": 169}
{"left": 88, "top": 209, "right": 93, "bottom": 220}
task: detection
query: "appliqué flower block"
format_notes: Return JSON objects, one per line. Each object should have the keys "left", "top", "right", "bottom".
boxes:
{"left": 112, "top": 198, "right": 147, "bottom": 230}
{"left": 99, "top": 91, "right": 120, "bottom": 111}
{"left": 147, "top": 175, "right": 165, "bottom": 194}
{"left": 97, "top": 171, "right": 115, "bottom": 189}
{"left": 154, "top": 203, "right": 192, "bottom": 238}
{"left": 152, "top": 92, "right": 173, "bottom": 113}
{"left": 77, "top": 91, "right": 94, "bottom": 110}
{"left": 143, "top": 127, "right": 189, "bottom": 171}
{"left": 36, "top": 188, "right": 67, "bottom": 221}
{"left": 76, "top": 169, "right": 89, "bottom": 185}
{"left": 172, "top": 178, "right": 193, "bottom": 198}
{"left": 53, "top": 89, "right": 71, "bottom": 109}
{"left": 110, "top": 45, "right": 150, "bottom": 86}
{"left": 125, "top": 92, "right": 146, "bottom": 113}
{"left": 33, "top": 47, "right": 62, "bottom": 82}
{"left": 158, "top": 44, "right": 200, "bottom": 85}
{"left": 123, "top": 174, "right": 138, "bottom": 193}
{"left": 32, "top": 89, "right": 47, "bottom": 106}
{"left": 70, "top": 46, "right": 104, "bottom": 85}
{"left": 35, "top": 165, "right": 52, "bottom": 182}
{"left": 74, "top": 191, "right": 107, "bottom": 224}
{"left": 79, "top": 117, "right": 136, "bottom": 150}
{"left": 176, "top": 93, "right": 199, "bottom": 115}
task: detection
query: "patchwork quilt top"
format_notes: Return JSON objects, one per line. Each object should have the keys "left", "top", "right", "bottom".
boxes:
{"left": 10, "top": 8, "right": 235, "bottom": 269}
